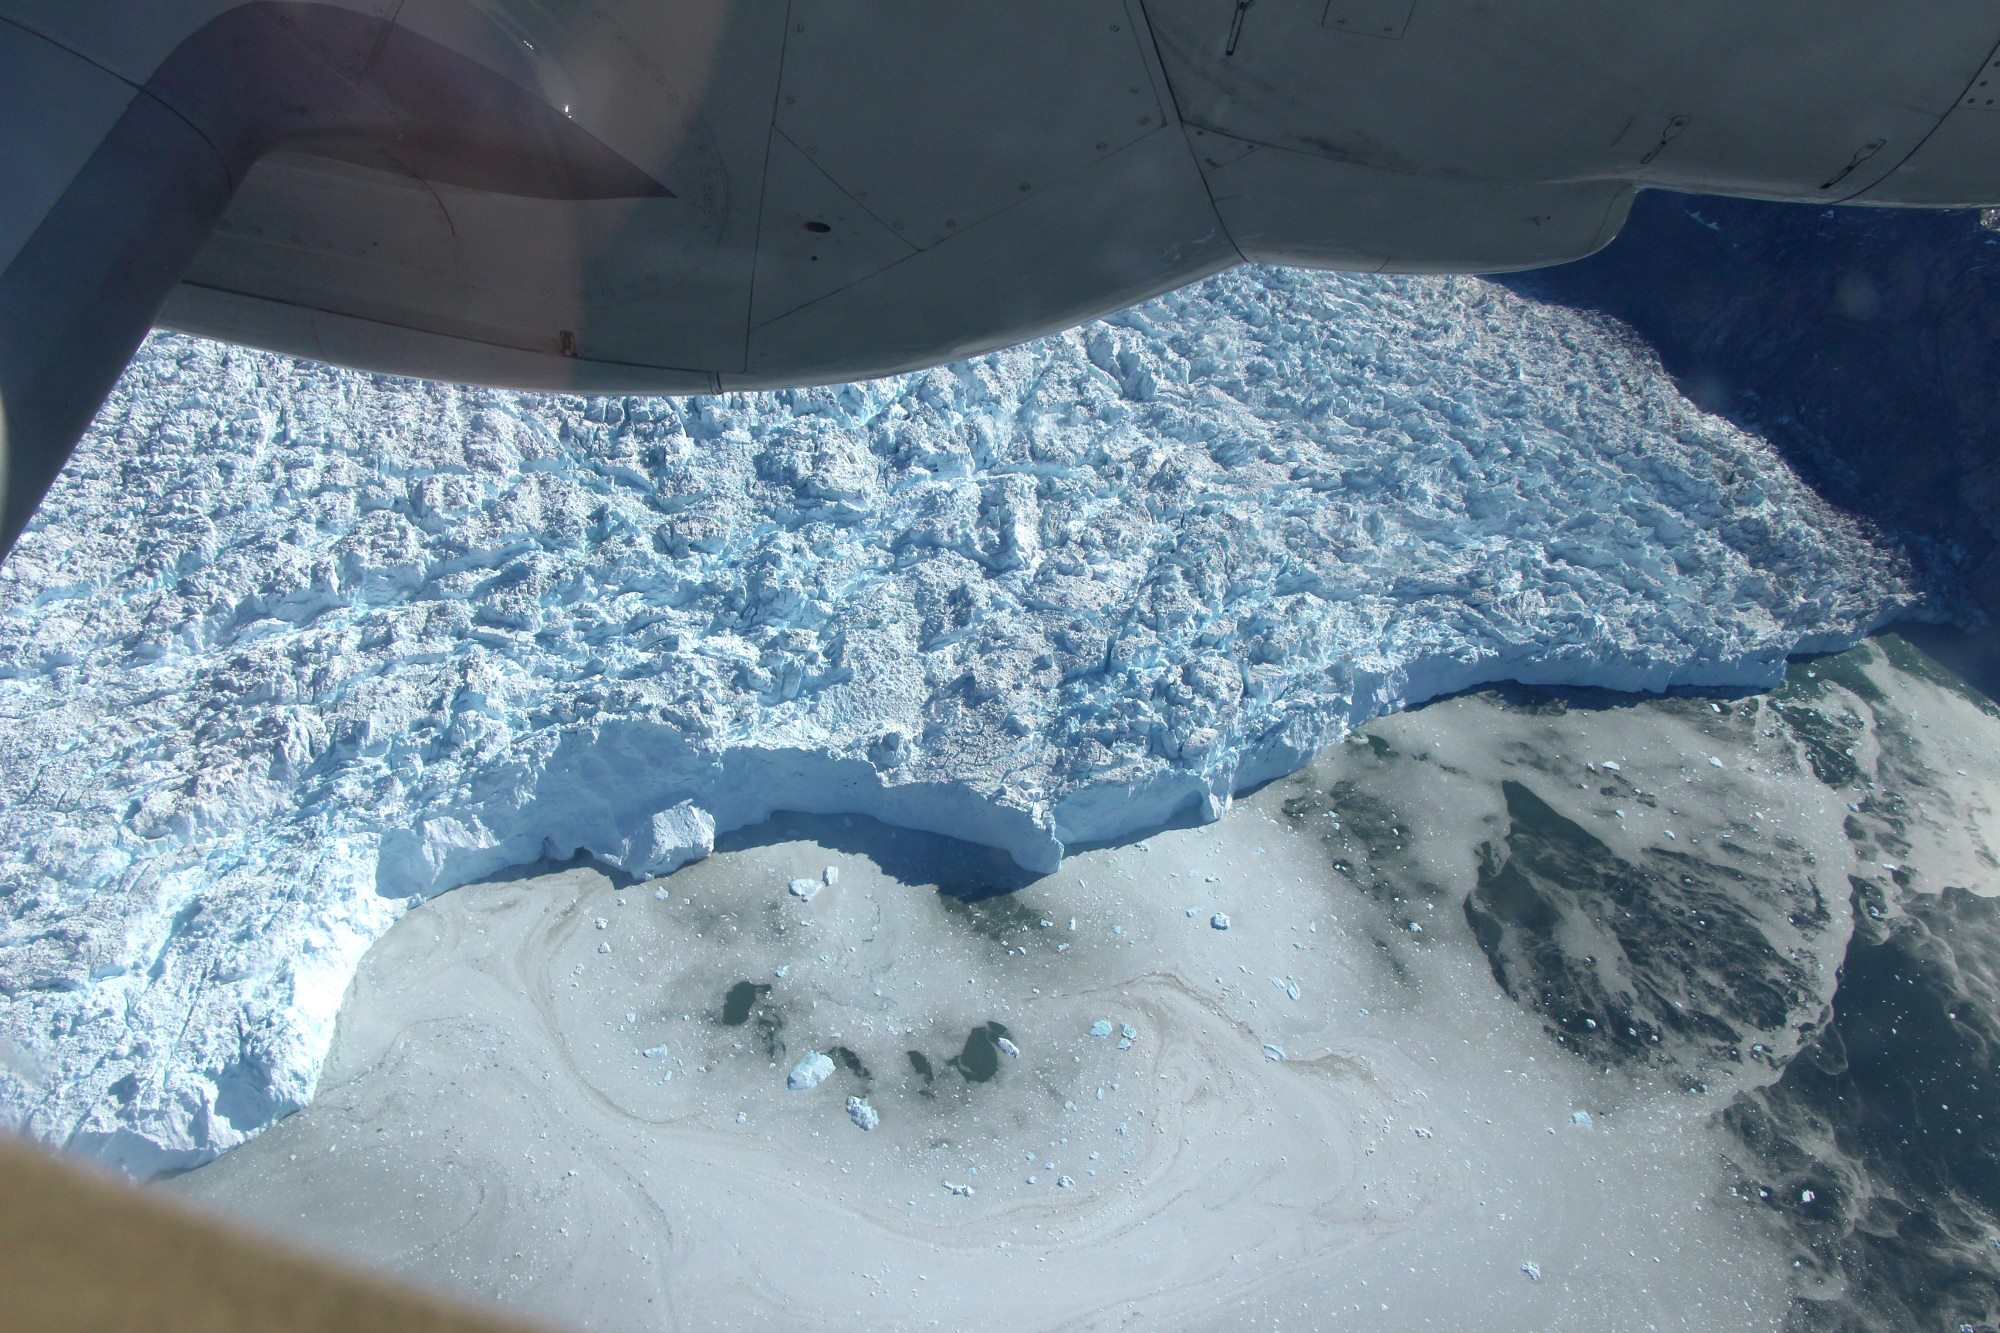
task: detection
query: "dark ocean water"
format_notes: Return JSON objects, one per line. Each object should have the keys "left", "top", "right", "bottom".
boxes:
{"left": 1500, "top": 194, "right": 2000, "bottom": 621}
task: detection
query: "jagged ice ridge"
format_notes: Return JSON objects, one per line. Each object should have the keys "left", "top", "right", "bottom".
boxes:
{"left": 0, "top": 266, "right": 1924, "bottom": 1175}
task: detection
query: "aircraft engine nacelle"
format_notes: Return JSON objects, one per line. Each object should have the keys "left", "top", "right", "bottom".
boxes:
{"left": 3, "top": 0, "right": 1998, "bottom": 553}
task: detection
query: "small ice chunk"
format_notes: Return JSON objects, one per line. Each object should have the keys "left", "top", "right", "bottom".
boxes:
{"left": 1570, "top": 1109, "right": 1594, "bottom": 1128}
{"left": 787, "top": 1052, "right": 835, "bottom": 1090}
{"left": 1520, "top": 1262, "right": 1542, "bottom": 1282}
{"left": 596, "top": 941, "right": 611, "bottom": 955}
{"left": 1707, "top": 756, "right": 1725, "bottom": 769}
{"left": 774, "top": 965, "right": 790, "bottom": 979}
{"left": 1116, "top": 1037, "right": 1133, "bottom": 1050}
{"left": 1210, "top": 912, "right": 1231, "bottom": 931}
{"left": 1263, "top": 1044, "right": 1287, "bottom": 1061}
{"left": 996, "top": 1036, "right": 1021, "bottom": 1059}
{"left": 653, "top": 887, "right": 670, "bottom": 901}
{"left": 1800, "top": 1189, "right": 1816, "bottom": 1204}
{"left": 735, "top": 1111, "right": 747, "bottom": 1125}
{"left": 788, "top": 878, "right": 821, "bottom": 901}
{"left": 1119, "top": 1023, "right": 1136, "bottom": 1040}
{"left": 944, "top": 1181, "right": 974, "bottom": 1197}
{"left": 593, "top": 917, "right": 608, "bottom": 930}
{"left": 1601, "top": 761, "right": 1621, "bottom": 771}
{"left": 1285, "top": 980, "right": 1301, "bottom": 1001}
{"left": 1057, "top": 1175, "right": 1075, "bottom": 1189}
{"left": 846, "top": 1096, "right": 879, "bottom": 1131}
{"left": 1089, "top": 1020, "right": 1114, "bottom": 1038}
{"left": 823, "top": 865, "right": 840, "bottom": 885}
{"left": 642, "top": 1046, "right": 668, "bottom": 1060}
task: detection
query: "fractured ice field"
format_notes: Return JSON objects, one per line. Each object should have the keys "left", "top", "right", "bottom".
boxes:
{"left": 0, "top": 265, "right": 1939, "bottom": 1174}
{"left": 159, "top": 633, "right": 2000, "bottom": 1331}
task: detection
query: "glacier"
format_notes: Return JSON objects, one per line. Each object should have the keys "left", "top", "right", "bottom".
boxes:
{"left": 0, "top": 265, "right": 1928, "bottom": 1176}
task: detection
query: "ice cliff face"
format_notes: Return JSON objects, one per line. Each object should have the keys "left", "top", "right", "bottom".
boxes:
{"left": 0, "top": 265, "right": 1924, "bottom": 1175}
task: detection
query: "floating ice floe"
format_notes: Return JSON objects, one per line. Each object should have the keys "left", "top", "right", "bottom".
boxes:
{"left": 787, "top": 1053, "right": 835, "bottom": 1090}
{"left": 1089, "top": 1020, "right": 1114, "bottom": 1038}
{"left": 846, "top": 1097, "right": 879, "bottom": 1131}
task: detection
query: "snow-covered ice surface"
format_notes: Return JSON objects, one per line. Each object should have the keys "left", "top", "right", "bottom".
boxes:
{"left": 0, "top": 266, "right": 1926, "bottom": 1175}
